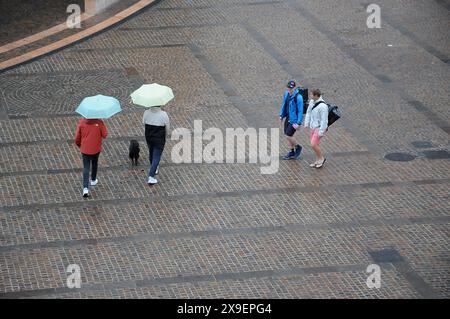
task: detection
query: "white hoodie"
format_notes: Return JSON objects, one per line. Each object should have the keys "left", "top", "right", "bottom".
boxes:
{"left": 304, "top": 97, "right": 328, "bottom": 136}
{"left": 143, "top": 107, "right": 170, "bottom": 136}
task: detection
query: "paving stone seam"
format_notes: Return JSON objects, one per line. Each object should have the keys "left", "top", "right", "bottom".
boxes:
{"left": 0, "top": 103, "right": 230, "bottom": 121}
{"left": 68, "top": 43, "right": 187, "bottom": 54}
{"left": 188, "top": 39, "right": 381, "bottom": 152}
{"left": 0, "top": 43, "right": 186, "bottom": 76}
{"left": 0, "top": 215, "right": 448, "bottom": 253}
{"left": 2, "top": 109, "right": 144, "bottom": 121}
{"left": 0, "top": 263, "right": 381, "bottom": 299}
{"left": 402, "top": 99, "right": 449, "bottom": 136}
{"left": 292, "top": 3, "right": 450, "bottom": 136}
{"left": 0, "top": 44, "right": 186, "bottom": 76}
{"left": 188, "top": 42, "right": 286, "bottom": 128}
{"left": 2, "top": 67, "right": 127, "bottom": 77}
{"left": 369, "top": 249, "right": 444, "bottom": 299}
{"left": 152, "top": 0, "right": 294, "bottom": 12}
{"left": 242, "top": 23, "right": 305, "bottom": 79}
{"left": 241, "top": 23, "right": 384, "bottom": 155}
{"left": 392, "top": 262, "right": 444, "bottom": 299}
{"left": 1, "top": 178, "right": 449, "bottom": 213}
{"left": 0, "top": 135, "right": 144, "bottom": 148}
{"left": 433, "top": 0, "right": 450, "bottom": 11}
{"left": 243, "top": 19, "right": 450, "bottom": 143}
{"left": 358, "top": 1, "right": 450, "bottom": 65}
{"left": 0, "top": 151, "right": 371, "bottom": 178}
{"left": 118, "top": 22, "right": 233, "bottom": 31}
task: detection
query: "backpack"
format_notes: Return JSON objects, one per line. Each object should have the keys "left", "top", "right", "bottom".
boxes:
{"left": 312, "top": 101, "right": 341, "bottom": 126}
{"left": 292, "top": 88, "right": 309, "bottom": 114}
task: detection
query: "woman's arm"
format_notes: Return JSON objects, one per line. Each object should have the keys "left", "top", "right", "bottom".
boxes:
{"left": 100, "top": 121, "right": 108, "bottom": 139}
{"left": 318, "top": 105, "right": 328, "bottom": 136}
{"left": 75, "top": 122, "right": 82, "bottom": 147}
{"left": 164, "top": 113, "right": 170, "bottom": 136}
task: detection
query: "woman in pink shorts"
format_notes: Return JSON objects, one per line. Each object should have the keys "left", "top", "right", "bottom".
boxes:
{"left": 310, "top": 128, "right": 322, "bottom": 147}
{"left": 303, "top": 89, "right": 328, "bottom": 168}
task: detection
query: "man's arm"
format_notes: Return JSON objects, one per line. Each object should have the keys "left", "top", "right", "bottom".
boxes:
{"left": 279, "top": 92, "right": 287, "bottom": 119}
{"left": 296, "top": 94, "right": 303, "bottom": 125}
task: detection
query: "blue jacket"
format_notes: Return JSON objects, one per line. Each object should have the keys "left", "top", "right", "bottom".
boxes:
{"left": 279, "top": 88, "right": 303, "bottom": 125}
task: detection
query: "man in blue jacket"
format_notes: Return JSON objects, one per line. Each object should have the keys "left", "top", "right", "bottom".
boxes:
{"left": 279, "top": 80, "right": 303, "bottom": 160}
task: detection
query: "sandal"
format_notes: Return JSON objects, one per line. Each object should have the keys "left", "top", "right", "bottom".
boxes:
{"left": 315, "top": 158, "right": 326, "bottom": 168}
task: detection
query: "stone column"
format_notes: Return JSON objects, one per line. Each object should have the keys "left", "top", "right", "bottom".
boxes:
{"left": 85, "top": 0, "right": 120, "bottom": 15}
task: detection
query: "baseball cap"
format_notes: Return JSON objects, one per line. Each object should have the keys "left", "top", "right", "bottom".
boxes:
{"left": 287, "top": 80, "right": 296, "bottom": 88}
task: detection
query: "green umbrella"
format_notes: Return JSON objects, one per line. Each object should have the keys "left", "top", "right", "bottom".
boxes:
{"left": 130, "top": 83, "right": 174, "bottom": 107}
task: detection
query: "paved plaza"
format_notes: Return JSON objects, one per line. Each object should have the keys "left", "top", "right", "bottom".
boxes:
{"left": 0, "top": 0, "right": 449, "bottom": 298}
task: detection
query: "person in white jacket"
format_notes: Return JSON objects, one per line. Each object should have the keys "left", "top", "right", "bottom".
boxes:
{"left": 303, "top": 89, "right": 328, "bottom": 168}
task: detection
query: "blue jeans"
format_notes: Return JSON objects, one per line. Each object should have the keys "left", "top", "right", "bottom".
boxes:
{"left": 82, "top": 153, "right": 99, "bottom": 188}
{"left": 147, "top": 143, "right": 163, "bottom": 178}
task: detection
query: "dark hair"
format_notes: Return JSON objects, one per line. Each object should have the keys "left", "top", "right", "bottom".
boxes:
{"left": 312, "top": 89, "right": 321, "bottom": 97}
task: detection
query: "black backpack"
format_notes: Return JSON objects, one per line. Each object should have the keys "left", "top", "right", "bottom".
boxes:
{"left": 292, "top": 88, "right": 309, "bottom": 114}
{"left": 312, "top": 101, "right": 341, "bottom": 126}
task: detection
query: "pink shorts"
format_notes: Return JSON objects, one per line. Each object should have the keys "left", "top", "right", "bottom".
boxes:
{"left": 310, "top": 128, "right": 322, "bottom": 146}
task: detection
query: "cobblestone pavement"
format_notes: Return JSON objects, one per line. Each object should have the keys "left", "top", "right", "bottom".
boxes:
{"left": 0, "top": 0, "right": 449, "bottom": 298}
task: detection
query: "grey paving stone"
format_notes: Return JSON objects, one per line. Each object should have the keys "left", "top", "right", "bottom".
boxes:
{"left": 0, "top": 0, "right": 449, "bottom": 299}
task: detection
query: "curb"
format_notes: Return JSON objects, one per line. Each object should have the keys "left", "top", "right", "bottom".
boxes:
{"left": 0, "top": 0, "right": 163, "bottom": 74}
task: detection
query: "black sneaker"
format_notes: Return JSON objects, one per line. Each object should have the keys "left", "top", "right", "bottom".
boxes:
{"left": 294, "top": 145, "right": 302, "bottom": 159}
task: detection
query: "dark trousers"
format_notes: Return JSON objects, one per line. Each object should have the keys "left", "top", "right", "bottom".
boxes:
{"left": 147, "top": 143, "right": 163, "bottom": 178}
{"left": 82, "top": 153, "right": 99, "bottom": 188}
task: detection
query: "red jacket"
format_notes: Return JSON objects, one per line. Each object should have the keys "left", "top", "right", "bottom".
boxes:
{"left": 75, "top": 119, "right": 108, "bottom": 155}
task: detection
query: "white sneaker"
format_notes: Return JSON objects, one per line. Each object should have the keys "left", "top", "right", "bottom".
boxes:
{"left": 147, "top": 176, "right": 158, "bottom": 185}
{"left": 83, "top": 188, "right": 90, "bottom": 197}
{"left": 315, "top": 158, "right": 326, "bottom": 168}
{"left": 90, "top": 179, "right": 98, "bottom": 186}
{"left": 155, "top": 168, "right": 159, "bottom": 175}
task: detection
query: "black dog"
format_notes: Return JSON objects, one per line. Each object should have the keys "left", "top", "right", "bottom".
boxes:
{"left": 129, "top": 140, "right": 140, "bottom": 166}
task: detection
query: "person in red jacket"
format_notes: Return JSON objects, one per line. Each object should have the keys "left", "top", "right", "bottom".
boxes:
{"left": 75, "top": 118, "right": 108, "bottom": 197}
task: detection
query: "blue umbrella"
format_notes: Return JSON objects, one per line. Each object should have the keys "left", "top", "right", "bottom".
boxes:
{"left": 75, "top": 95, "right": 122, "bottom": 119}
